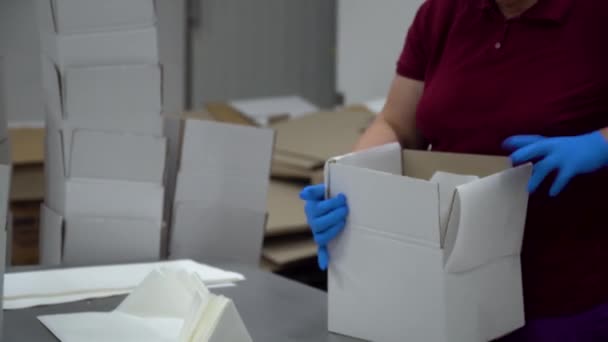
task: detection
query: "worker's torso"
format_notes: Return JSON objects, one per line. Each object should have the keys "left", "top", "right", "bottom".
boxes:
{"left": 410, "top": 0, "right": 608, "bottom": 318}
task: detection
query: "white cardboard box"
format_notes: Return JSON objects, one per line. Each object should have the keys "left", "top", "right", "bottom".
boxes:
{"left": 325, "top": 143, "right": 532, "bottom": 342}
{"left": 44, "top": 117, "right": 166, "bottom": 220}
{"left": 41, "top": 60, "right": 163, "bottom": 134}
{"left": 40, "top": 204, "right": 163, "bottom": 267}
{"left": 37, "top": 0, "right": 158, "bottom": 69}
{"left": 44, "top": 0, "right": 156, "bottom": 34}
{"left": 170, "top": 118, "right": 274, "bottom": 265}
{"left": 41, "top": 117, "right": 166, "bottom": 266}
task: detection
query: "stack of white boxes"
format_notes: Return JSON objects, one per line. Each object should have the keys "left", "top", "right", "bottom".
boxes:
{"left": 37, "top": 0, "right": 167, "bottom": 266}
{"left": 0, "top": 56, "right": 11, "bottom": 337}
{"left": 170, "top": 117, "right": 274, "bottom": 265}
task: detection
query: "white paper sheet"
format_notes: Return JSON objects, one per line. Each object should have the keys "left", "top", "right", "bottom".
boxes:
{"left": 230, "top": 95, "right": 318, "bottom": 126}
{"left": 4, "top": 260, "right": 244, "bottom": 310}
{"left": 38, "top": 268, "right": 252, "bottom": 342}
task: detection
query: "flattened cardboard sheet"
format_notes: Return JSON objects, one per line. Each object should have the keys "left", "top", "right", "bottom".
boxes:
{"left": 262, "top": 237, "right": 316, "bottom": 266}
{"left": 270, "top": 110, "right": 373, "bottom": 164}
{"left": 170, "top": 203, "right": 266, "bottom": 265}
{"left": 266, "top": 181, "right": 308, "bottom": 237}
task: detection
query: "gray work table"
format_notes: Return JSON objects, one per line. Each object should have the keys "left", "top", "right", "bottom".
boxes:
{"left": 3, "top": 262, "right": 363, "bottom": 342}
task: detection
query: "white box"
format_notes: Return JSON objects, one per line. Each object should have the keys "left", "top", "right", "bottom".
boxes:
{"left": 41, "top": 60, "right": 163, "bottom": 131}
{"left": 37, "top": 0, "right": 158, "bottom": 69}
{"left": 42, "top": 116, "right": 166, "bottom": 266}
{"left": 44, "top": 0, "right": 156, "bottom": 34}
{"left": 70, "top": 130, "right": 166, "bottom": 183}
{"left": 170, "top": 118, "right": 274, "bottom": 264}
{"left": 325, "top": 143, "right": 532, "bottom": 342}
{"left": 40, "top": 205, "right": 162, "bottom": 267}
{"left": 44, "top": 117, "right": 166, "bottom": 221}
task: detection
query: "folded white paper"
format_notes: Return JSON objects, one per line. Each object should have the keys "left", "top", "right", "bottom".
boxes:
{"left": 39, "top": 268, "right": 252, "bottom": 342}
{"left": 4, "top": 260, "right": 244, "bottom": 310}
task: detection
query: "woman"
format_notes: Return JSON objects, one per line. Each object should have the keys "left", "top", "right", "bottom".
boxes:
{"left": 300, "top": 0, "right": 608, "bottom": 340}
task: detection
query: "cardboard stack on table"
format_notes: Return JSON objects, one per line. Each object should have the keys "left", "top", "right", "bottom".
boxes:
{"left": 37, "top": 0, "right": 167, "bottom": 267}
{"left": 207, "top": 98, "right": 375, "bottom": 272}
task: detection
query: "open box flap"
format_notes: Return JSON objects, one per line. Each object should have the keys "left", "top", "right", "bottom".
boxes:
{"left": 402, "top": 149, "right": 513, "bottom": 180}
{"left": 44, "top": 115, "right": 67, "bottom": 213}
{"left": 69, "top": 129, "right": 167, "bottom": 183}
{"left": 40, "top": 58, "right": 64, "bottom": 121}
{"left": 327, "top": 162, "right": 441, "bottom": 248}
{"left": 39, "top": 204, "right": 64, "bottom": 266}
{"left": 429, "top": 172, "right": 479, "bottom": 245}
{"left": 443, "top": 164, "right": 532, "bottom": 273}
{"left": 324, "top": 143, "right": 402, "bottom": 198}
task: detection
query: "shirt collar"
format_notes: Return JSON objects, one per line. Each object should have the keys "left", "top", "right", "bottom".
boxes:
{"left": 480, "top": 0, "right": 574, "bottom": 24}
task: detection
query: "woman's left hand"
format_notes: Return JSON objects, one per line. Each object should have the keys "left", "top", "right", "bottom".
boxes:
{"left": 503, "top": 131, "right": 608, "bottom": 196}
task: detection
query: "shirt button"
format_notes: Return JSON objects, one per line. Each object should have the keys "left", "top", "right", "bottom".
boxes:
{"left": 495, "top": 42, "right": 502, "bottom": 49}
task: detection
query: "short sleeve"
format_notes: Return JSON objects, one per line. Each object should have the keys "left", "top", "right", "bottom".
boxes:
{"left": 396, "top": 1, "right": 431, "bottom": 81}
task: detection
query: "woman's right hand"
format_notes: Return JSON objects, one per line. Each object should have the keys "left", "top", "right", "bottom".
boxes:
{"left": 299, "top": 184, "right": 349, "bottom": 270}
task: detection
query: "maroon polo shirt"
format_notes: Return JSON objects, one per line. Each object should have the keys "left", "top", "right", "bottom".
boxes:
{"left": 397, "top": 0, "right": 608, "bottom": 318}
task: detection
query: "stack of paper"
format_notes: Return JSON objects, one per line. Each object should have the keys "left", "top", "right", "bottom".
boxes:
{"left": 38, "top": 267, "right": 252, "bottom": 342}
{"left": 4, "top": 260, "right": 244, "bottom": 310}
{"left": 169, "top": 112, "right": 275, "bottom": 265}
{"left": 37, "top": 0, "right": 167, "bottom": 266}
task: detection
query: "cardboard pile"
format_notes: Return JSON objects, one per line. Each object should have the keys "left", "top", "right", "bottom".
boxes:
{"left": 325, "top": 143, "right": 532, "bottom": 342}
{"left": 8, "top": 127, "right": 45, "bottom": 266}
{"left": 37, "top": 0, "right": 167, "bottom": 267}
{"left": 169, "top": 111, "right": 274, "bottom": 265}
{"left": 261, "top": 107, "right": 374, "bottom": 271}
{"left": 38, "top": 268, "right": 252, "bottom": 342}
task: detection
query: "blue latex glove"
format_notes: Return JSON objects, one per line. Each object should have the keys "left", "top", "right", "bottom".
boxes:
{"left": 299, "top": 184, "right": 348, "bottom": 270}
{"left": 503, "top": 131, "right": 608, "bottom": 197}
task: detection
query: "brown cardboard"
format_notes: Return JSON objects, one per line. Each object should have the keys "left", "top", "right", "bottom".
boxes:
{"left": 10, "top": 165, "right": 44, "bottom": 202}
{"left": 270, "top": 161, "right": 314, "bottom": 181}
{"left": 270, "top": 110, "right": 373, "bottom": 168}
{"left": 262, "top": 236, "right": 316, "bottom": 266}
{"left": 266, "top": 180, "right": 308, "bottom": 237}
{"left": 402, "top": 149, "right": 512, "bottom": 181}
{"left": 204, "top": 102, "right": 258, "bottom": 127}
{"left": 9, "top": 128, "right": 45, "bottom": 165}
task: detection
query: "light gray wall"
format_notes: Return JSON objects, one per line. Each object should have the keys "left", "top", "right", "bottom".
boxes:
{"left": 189, "top": 0, "right": 337, "bottom": 109}
{"left": 337, "top": 0, "right": 424, "bottom": 104}
{"left": 0, "top": 0, "right": 44, "bottom": 125}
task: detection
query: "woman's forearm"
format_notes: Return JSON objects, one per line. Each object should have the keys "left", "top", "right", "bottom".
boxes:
{"left": 353, "top": 115, "right": 399, "bottom": 151}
